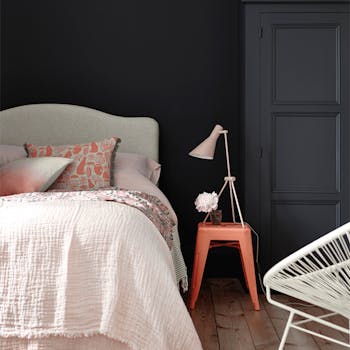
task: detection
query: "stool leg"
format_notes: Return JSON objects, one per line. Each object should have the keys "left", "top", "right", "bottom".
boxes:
{"left": 189, "top": 237, "right": 210, "bottom": 309}
{"left": 239, "top": 233, "right": 260, "bottom": 311}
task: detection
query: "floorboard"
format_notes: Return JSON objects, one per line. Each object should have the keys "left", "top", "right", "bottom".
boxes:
{"left": 189, "top": 278, "right": 350, "bottom": 350}
{"left": 209, "top": 279, "right": 255, "bottom": 350}
{"left": 190, "top": 280, "right": 219, "bottom": 350}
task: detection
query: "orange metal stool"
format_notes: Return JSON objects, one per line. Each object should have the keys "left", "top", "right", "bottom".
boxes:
{"left": 189, "top": 222, "right": 260, "bottom": 311}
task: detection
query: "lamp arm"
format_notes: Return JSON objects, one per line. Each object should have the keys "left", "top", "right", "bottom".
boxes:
{"left": 220, "top": 130, "right": 232, "bottom": 178}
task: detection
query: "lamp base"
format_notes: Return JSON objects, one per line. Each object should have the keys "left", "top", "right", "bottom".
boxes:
{"left": 204, "top": 176, "right": 244, "bottom": 227}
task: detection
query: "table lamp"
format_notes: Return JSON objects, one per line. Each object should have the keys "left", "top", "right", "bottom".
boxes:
{"left": 189, "top": 124, "right": 244, "bottom": 227}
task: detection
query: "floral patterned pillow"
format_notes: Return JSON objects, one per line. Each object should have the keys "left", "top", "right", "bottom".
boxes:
{"left": 26, "top": 137, "right": 120, "bottom": 191}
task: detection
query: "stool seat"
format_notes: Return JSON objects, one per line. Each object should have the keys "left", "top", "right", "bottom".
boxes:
{"left": 189, "top": 222, "right": 260, "bottom": 311}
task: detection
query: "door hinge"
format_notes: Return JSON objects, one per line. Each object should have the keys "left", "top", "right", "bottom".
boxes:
{"left": 259, "top": 26, "right": 263, "bottom": 38}
{"left": 259, "top": 147, "right": 263, "bottom": 158}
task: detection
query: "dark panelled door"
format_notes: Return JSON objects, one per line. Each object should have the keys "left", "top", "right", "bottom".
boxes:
{"left": 260, "top": 12, "right": 349, "bottom": 268}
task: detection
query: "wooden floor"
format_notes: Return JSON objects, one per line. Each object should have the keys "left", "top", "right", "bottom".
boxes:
{"left": 189, "top": 278, "right": 349, "bottom": 350}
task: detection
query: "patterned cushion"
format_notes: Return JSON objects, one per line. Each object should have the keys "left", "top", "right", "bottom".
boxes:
{"left": 0, "top": 157, "right": 73, "bottom": 196}
{"left": 26, "top": 137, "right": 119, "bottom": 191}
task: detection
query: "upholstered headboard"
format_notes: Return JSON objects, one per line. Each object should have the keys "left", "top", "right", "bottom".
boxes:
{"left": 0, "top": 104, "right": 159, "bottom": 161}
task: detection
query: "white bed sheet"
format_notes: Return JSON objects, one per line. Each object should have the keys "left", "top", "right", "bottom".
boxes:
{"left": 0, "top": 197, "right": 201, "bottom": 350}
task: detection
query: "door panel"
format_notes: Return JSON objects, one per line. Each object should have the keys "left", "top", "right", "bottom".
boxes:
{"left": 273, "top": 24, "right": 340, "bottom": 104}
{"left": 260, "top": 12, "right": 349, "bottom": 268}
{"left": 272, "top": 113, "right": 340, "bottom": 193}
{"left": 271, "top": 201, "right": 340, "bottom": 262}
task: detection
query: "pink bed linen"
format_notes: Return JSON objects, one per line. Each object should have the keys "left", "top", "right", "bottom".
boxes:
{"left": 0, "top": 191, "right": 202, "bottom": 350}
{"left": 3, "top": 189, "right": 175, "bottom": 249}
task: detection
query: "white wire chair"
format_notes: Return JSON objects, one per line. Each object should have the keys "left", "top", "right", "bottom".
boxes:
{"left": 263, "top": 222, "right": 350, "bottom": 349}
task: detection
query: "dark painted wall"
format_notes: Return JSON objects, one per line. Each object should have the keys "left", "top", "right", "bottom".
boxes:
{"left": 1, "top": 0, "right": 242, "bottom": 276}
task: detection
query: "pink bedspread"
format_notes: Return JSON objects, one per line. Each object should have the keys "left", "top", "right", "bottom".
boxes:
{"left": 2, "top": 189, "right": 175, "bottom": 249}
{"left": 0, "top": 191, "right": 202, "bottom": 350}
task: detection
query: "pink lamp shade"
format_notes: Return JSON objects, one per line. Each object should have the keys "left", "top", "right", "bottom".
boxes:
{"left": 189, "top": 124, "right": 224, "bottom": 160}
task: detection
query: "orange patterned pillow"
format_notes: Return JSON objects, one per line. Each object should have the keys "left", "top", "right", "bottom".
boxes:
{"left": 26, "top": 137, "right": 120, "bottom": 191}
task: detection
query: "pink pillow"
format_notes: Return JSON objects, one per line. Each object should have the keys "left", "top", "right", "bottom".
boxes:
{"left": 0, "top": 157, "right": 73, "bottom": 196}
{"left": 114, "top": 152, "right": 161, "bottom": 185}
{"left": 114, "top": 168, "right": 174, "bottom": 220}
{"left": 26, "top": 137, "right": 119, "bottom": 191}
{"left": 0, "top": 145, "right": 27, "bottom": 167}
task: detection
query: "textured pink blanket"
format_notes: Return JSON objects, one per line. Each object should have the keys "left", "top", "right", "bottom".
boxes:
{"left": 2, "top": 189, "right": 175, "bottom": 249}
{"left": 0, "top": 192, "right": 202, "bottom": 349}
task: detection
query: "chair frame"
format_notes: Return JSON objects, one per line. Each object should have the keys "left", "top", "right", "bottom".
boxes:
{"left": 264, "top": 222, "right": 350, "bottom": 349}
{"left": 266, "top": 287, "right": 350, "bottom": 349}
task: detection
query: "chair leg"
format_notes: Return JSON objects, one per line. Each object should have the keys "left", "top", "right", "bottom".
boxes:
{"left": 239, "top": 233, "right": 260, "bottom": 311}
{"left": 279, "top": 311, "right": 294, "bottom": 350}
{"left": 189, "top": 237, "right": 210, "bottom": 309}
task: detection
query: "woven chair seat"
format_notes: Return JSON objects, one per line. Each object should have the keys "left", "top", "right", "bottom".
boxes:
{"left": 264, "top": 222, "right": 350, "bottom": 349}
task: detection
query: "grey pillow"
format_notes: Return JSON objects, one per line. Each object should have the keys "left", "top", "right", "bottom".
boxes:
{"left": 0, "top": 157, "right": 73, "bottom": 196}
{"left": 0, "top": 145, "right": 27, "bottom": 167}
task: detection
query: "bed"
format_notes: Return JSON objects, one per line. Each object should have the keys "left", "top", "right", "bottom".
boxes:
{"left": 0, "top": 104, "right": 202, "bottom": 350}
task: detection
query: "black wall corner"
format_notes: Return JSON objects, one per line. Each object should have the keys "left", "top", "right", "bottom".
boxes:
{"left": 1, "top": 0, "right": 241, "bottom": 276}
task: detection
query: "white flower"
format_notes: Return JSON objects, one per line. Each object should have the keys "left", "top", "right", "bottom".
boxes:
{"left": 195, "top": 191, "right": 219, "bottom": 213}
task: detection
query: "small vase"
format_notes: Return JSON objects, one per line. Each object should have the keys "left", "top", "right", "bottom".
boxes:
{"left": 210, "top": 209, "right": 222, "bottom": 225}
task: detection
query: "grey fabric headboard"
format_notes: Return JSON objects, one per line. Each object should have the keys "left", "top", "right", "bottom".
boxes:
{"left": 0, "top": 104, "right": 159, "bottom": 161}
